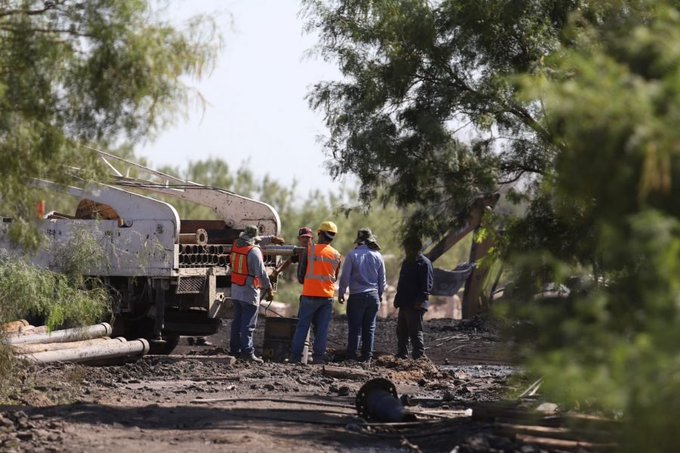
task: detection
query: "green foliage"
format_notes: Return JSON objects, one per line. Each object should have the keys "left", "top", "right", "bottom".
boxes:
{"left": 0, "top": 257, "right": 110, "bottom": 331}
{"left": 0, "top": 223, "right": 110, "bottom": 330}
{"left": 0, "top": 0, "right": 219, "bottom": 233}
{"left": 49, "top": 227, "right": 110, "bottom": 286}
{"left": 0, "top": 343, "right": 16, "bottom": 402}
{"left": 497, "top": 1, "right": 680, "bottom": 449}
{"left": 302, "top": 0, "right": 576, "bottom": 235}
{"left": 308, "top": 0, "right": 680, "bottom": 448}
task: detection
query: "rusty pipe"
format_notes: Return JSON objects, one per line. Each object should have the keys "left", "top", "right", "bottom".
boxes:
{"left": 21, "top": 337, "right": 149, "bottom": 364}
{"left": 178, "top": 228, "right": 209, "bottom": 246}
{"left": 6, "top": 322, "right": 112, "bottom": 346}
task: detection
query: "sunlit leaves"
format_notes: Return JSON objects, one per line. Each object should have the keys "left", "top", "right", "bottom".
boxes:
{"left": 0, "top": 0, "right": 219, "bottom": 233}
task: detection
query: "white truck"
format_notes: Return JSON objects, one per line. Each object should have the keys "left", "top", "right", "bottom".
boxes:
{"left": 0, "top": 151, "right": 295, "bottom": 353}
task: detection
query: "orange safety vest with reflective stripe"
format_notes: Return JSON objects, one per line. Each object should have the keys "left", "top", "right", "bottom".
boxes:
{"left": 230, "top": 242, "right": 261, "bottom": 288}
{"left": 302, "top": 243, "right": 341, "bottom": 298}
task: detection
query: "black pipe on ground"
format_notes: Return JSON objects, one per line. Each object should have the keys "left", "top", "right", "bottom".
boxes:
{"left": 355, "top": 378, "right": 417, "bottom": 423}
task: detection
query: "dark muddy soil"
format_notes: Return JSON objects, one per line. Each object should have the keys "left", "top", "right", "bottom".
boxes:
{"left": 0, "top": 316, "right": 573, "bottom": 453}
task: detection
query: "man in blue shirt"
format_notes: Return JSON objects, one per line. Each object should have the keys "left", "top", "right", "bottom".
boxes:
{"left": 393, "top": 234, "right": 433, "bottom": 360}
{"left": 338, "top": 228, "right": 386, "bottom": 362}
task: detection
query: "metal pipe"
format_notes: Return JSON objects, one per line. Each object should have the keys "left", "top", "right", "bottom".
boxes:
{"left": 221, "top": 245, "right": 306, "bottom": 256}
{"left": 355, "top": 378, "right": 417, "bottom": 423}
{"left": 179, "top": 228, "right": 209, "bottom": 246}
{"left": 6, "top": 323, "right": 112, "bottom": 345}
{"left": 21, "top": 337, "right": 150, "bottom": 363}
{"left": 12, "top": 337, "right": 112, "bottom": 354}
{"left": 195, "top": 228, "right": 208, "bottom": 246}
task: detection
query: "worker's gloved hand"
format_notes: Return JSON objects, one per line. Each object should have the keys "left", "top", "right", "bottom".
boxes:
{"left": 338, "top": 296, "right": 345, "bottom": 305}
{"left": 270, "top": 236, "right": 285, "bottom": 245}
{"left": 264, "top": 288, "right": 275, "bottom": 302}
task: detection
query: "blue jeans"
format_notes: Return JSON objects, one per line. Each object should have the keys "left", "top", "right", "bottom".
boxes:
{"left": 291, "top": 296, "right": 333, "bottom": 362}
{"left": 230, "top": 299, "right": 259, "bottom": 357}
{"left": 346, "top": 291, "right": 380, "bottom": 360}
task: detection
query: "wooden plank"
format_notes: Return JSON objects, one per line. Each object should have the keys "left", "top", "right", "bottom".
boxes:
{"left": 146, "top": 354, "right": 237, "bottom": 365}
{"left": 321, "top": 365, "right": 370, "bottom": 380}
{"left": 516, "top": 433, "right": 617, "bottom": 450}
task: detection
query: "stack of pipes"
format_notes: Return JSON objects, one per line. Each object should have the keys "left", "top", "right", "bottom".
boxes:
{"left": 177, "top": 244, "right": 304, "bottom": 269}
{"left": 178, "top": 244, "right": 231, "bottom": 267}
{"left": 1, "top": 320, "right": 149, "bottom": 364}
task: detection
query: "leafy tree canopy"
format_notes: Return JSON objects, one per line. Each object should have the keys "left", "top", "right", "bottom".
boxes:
{"left": 306, "top": 0, "right": 680, "bottom": 446}
{"left": 303, "top": 0, "right": 579, "bottom": 236}
{"left": 0, "top": 0, "right": 219, "bottom": 233}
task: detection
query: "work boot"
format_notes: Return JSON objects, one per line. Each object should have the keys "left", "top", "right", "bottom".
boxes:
{"left": 242, "top": 354, "right": 264, "bottom": 364}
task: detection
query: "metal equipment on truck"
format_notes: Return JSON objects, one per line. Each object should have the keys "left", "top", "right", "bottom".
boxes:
{"left": 0, "top": 150, "right": 298, "bottom": 353}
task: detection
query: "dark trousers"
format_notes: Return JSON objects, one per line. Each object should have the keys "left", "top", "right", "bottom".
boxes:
{"left": 346, "top": 291, "right": 380, "bottom": 360}
{"left": 396, "top": 307, "right": 425, "bottom": 359}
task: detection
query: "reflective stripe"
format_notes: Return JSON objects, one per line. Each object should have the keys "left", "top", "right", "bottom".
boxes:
{"left": 303, "top": 244, "right": 341, "bottom": 298}
{"left": 313, "top": 256, "right": 341, "bottom": 265}
{"left": 305, "top": 274, "right": 335, "bottom": 282}
{"left": 230, "top": 242, "right": 261, "bottom": 288}
{"left": 231, "top": 253, "right": 246, "bottom": 274}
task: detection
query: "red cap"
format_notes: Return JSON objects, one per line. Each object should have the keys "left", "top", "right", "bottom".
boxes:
{"left": 298, "top": 227, "right": 313, "bottom": 238}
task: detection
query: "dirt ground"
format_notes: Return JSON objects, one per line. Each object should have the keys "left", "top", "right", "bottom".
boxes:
{"left": 0, "top": 315, "right": 562, "bottom": 453}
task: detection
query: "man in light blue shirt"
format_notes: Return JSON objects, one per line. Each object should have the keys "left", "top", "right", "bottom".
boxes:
{"left": 338, "top": 228, "right": 386, "bottom": 362}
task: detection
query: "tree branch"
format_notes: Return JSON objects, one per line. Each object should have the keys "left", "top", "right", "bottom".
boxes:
{"left": 0, "top": 2, "right": 64, "bottom": 18}
{"left": 0, "top": 25, "right": 93, "bottom": 38}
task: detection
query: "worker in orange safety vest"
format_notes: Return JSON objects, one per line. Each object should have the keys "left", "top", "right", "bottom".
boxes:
{"left": 229, "top": 224, "right": 283, "bottom": 363}
{"left": 289, "top": 220, "right": 342, "bottom": 364}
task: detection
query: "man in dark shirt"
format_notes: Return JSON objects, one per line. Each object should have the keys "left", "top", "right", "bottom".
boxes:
{"left": 393, "top": 234, "right": 433, "bottom": 359}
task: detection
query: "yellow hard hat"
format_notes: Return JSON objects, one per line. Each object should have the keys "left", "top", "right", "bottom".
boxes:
{"left": 318, "top": 220, "right": 338, "bottom": 234}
